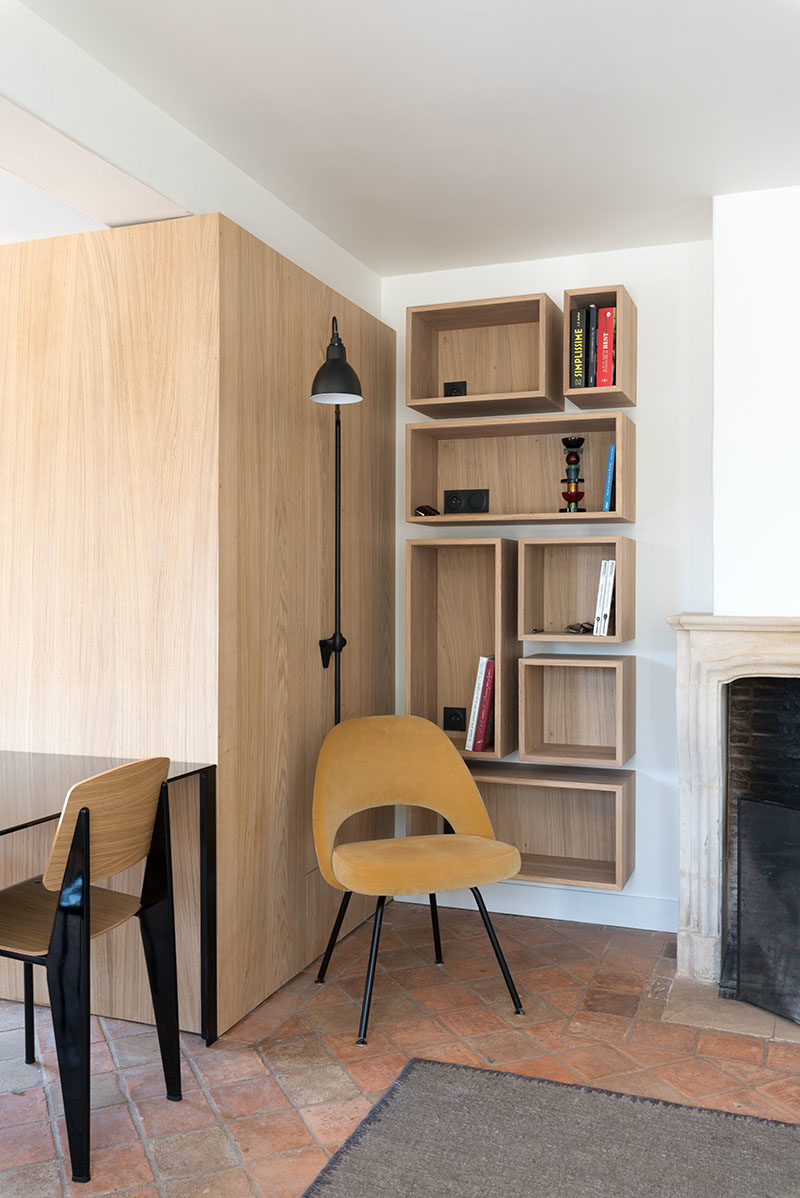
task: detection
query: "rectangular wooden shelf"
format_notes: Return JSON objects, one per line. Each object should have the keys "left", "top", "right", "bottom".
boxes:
{"left": 406, "top": 294, "right": 564, "bottom": 418}
{"left": 468, "top": 761, "right": 635, "bottom": 891}
{"left": 406, "top": 538, "right": 517, "bottom": 761}
{"left": 406, "top": 411, "right": 635, "bottom": 525}
{"left": 518, "top": 654, "right": 635, "bottom": 767}
{"left": 518, "top": 536, "right": 635, "bottom": 643}
{"left": 563, "top": 284, "right": 637, "bottom": 409}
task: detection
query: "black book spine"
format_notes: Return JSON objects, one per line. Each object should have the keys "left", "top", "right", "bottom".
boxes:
{"left": 569, "top": 309, "right": 586, "bottom": 388}
{"left": 586, "top": 304, "right": 598, "bottom": 387}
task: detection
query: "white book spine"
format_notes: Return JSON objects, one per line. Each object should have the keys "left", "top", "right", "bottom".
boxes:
{"left": 593, "top": 560, "right": 610, "bottom": 635}
{"left": 465, "top": 657, "right": 488, "bottom": 750}
{"left": 599, "top": 560, "right": 616, "bottom": 636}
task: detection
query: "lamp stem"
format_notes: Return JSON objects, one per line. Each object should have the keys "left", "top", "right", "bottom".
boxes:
{"left": 334, "top": 403, "right": 342, "bottom": 726}
{"left": 318, "top": 403, "right": 347, "bottom": 724}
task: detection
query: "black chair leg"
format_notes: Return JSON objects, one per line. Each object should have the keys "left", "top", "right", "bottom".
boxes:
{"left": 471, "top": 888, "right": 524, "bottom": 1015}
{"left": 357, "top": 896, "right": 386, "bottom": 1045}
{"left": 139, "top": 785, "right": 182, "bottom": 1101}
{"left": 48, "top": 807, "right": 91, "bottom": 1183}
{"left": 316, "top": 891, "right": 353, "bottom": 984}
{"left": 23, "top": 961, "right": 35, "bottom": 1064}
{"left": 429, "top": 894, "right": 443, "bottom": 964}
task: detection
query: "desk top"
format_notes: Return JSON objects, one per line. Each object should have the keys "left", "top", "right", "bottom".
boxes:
{"left": 0, "top": 751, "right": 213, "bottom": 836}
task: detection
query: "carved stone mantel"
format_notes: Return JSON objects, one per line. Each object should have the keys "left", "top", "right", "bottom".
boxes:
{"left": 667, "top": 613, "right": 800, "bottom": 981}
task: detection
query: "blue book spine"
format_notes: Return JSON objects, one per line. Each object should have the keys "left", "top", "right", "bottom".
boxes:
{"left": 602, "top": 444, "right": 616, "bottom": 512}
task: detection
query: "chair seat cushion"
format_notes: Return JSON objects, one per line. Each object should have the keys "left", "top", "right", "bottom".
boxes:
{"left": 0, "top": 876, "right": 141, "bottom": 956}
{"left": 331, "top": 835, "right": 521, "bottom": 897}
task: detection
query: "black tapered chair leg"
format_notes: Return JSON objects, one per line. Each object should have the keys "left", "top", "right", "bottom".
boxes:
{"left": 316, "top": 891, "right": 353, "bottom": 984}
{"left": 138, "top": 904, "right": 182, "bottom": 1101}
{"left": 23, "top": 961, "right": 35, "bottom": 1064}
{"left": 429, "top": 894, "right": 443, "bottom": 964}
{"left": 471, "top": 888, "right": 524, "bottom": 1015}
{"left": 357, "top": 896, "right": 386, "bottom": 1045}
{"left": 47, "top": 807, "right": 92, "bottom": 1183}
{"left": 139, "top": 785, "right": 181, "bottom": 1101}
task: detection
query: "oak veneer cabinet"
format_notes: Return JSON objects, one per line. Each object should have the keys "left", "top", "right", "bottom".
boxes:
{"left": 563, "top": 285, "right": 637, "bottom": 409}
{"left": 0, "top": 214, "right": 395, "bottom": 1035}
{"left": 518, "top": 537, "right": 635, "bottom": 643}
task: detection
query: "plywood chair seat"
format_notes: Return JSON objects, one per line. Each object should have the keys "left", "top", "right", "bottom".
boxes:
{"left": 0, "top": 877, "right": 140, "bottom": 956}
{"left": 332, "top": 834, "right": 521, "bottom": 897}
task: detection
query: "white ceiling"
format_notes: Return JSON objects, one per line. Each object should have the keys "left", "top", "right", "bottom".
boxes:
{"left": 16, "top": 0, "right": 800, "bottom": 275}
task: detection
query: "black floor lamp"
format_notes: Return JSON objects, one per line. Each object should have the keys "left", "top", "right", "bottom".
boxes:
{"left": 310, "top": 317, "right": 363, "bottom": 726}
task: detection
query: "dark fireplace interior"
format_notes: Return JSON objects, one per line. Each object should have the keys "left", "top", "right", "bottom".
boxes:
{"left": 720, "top": 676, "right": 800, "bottom": 1021}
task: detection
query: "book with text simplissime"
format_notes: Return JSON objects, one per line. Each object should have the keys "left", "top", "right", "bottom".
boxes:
{"left": 465, "top": 655, "right": 494, "bottom": 750}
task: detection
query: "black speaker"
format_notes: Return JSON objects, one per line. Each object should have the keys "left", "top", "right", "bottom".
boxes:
{"left": 443, "top": 488, "right": 489, "bottom": 514}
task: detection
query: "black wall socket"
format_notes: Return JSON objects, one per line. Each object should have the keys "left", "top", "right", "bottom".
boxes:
{"left": 443, "top": 380, "right": 467, "bottom": 397}
{"left": 443, "top": 706, "right": 467, "bottom": 732}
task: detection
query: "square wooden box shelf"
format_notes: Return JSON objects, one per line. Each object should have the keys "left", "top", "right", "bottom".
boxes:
{"left": 519, "top": 654, "right": 635, "bottom": 767}
{"left": 406, "top": 411, "right": 635, "bottom": 525}
{"left": 563, "top": 284, "right": 637, "bottom": 409}
{"left": 406, "top": 294, "right": 564, "bottom": 418}
{"left": 518, "top": 537, "right": 635, "bottom": 644}
{"left": 468, "top": 762, "right": 635, "bottom": 890}
{"left": 406, "top": 538, "right": 517, "bottom": 760}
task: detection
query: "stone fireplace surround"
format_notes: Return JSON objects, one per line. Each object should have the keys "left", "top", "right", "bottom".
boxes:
{"left": 667, "top": 614, "right": 800, "bottom": 983}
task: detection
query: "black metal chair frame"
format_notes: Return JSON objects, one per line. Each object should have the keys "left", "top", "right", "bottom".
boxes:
{"left": 316, "top": 888, "right": 524, "bottom": 1044}
{"left": 2, "top": 783, "right": 182, "bottom": 1183}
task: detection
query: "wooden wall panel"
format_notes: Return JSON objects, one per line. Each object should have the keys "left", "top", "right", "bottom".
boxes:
{"left": 217, "top": 218, "right": 394, "bottom": 1031}
{"left": 0, "top": 219, "right": 219, "bottom": 763}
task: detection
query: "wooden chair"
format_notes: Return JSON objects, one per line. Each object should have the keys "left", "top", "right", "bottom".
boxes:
{"left": 0, "top": 757, "right": 181, "bottom": 1183}
{"left": 313, "top": 715, "right": 525, "bottom": 1043}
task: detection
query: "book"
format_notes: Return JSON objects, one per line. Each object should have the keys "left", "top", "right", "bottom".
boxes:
{"left": 602, "top": 444, "right": 616, "bottom": 512}
{"left": 593, "top": 560, "right": 610, "bottom": 635}
{"left": 569, "top": 309, "right": 586, "bottom": 388}
{"left": 599, "top": 560, "right": 616, "bottom": 636}
{"left": 465, "top": 655, "right": 492, "bottom": 750}
{"left": 596, "top": 306, "right": 616, "bottom": 386}
{"left": 472, "top": 659, "right": 495, "bottom": 752}
{"left": 586, "top": 304, "right": 598, "bottom": 387}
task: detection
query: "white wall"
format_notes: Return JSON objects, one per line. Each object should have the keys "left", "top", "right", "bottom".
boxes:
{"left": 383, "top": 240, "right": 713, "bottom": 931}
{"left": 0, "top": 0, "right": 381, "bottom": 315}
{"left": 713, "top": 186, "right": 800, "bottom": 616}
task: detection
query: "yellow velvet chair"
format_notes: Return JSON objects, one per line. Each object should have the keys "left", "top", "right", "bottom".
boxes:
{"left": 313, "top": 714, "right": 525, "bottom": 1043}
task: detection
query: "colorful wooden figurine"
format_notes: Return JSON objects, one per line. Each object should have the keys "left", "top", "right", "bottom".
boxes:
{"left": 560, "top": 436, "right": 585, "bottom": 512}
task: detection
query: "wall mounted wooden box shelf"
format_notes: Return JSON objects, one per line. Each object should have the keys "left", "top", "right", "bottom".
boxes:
{"left": 518, "top": 537, "right": 635, "bottom": 643}
{"left": 406, "top": 411, "right": 635, "bottom": 524}
{"left": 406, "top": 294, "right": 564, "bottom": 418}
{"left": 468, "top": 762, "right": 635, "bottom": 890}
{"left": 406, "top": 538, "right": 517, "bottom": 760}
{"left": 519, "top": 654, "right": 635, "bottom": 767}
{"left": 563, "top": 284, "right": 637, "bottom": 409}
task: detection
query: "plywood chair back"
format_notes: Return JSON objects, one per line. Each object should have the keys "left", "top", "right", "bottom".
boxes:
{"left": 42, "top": 757, "right": 170, "bottom": 891}
{"left": 313, "top": 715, "right": 494, "bottom": 889}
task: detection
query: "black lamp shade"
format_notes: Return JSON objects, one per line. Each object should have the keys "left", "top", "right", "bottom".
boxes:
{"left": 310, "top": 317, "right": 363, "bottom": 405}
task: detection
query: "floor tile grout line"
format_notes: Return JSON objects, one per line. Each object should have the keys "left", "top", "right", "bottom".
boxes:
{"left": 104, "top": 1030, "right": 169, "bottom": 1198}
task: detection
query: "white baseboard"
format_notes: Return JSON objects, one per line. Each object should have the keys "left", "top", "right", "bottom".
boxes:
{"left": 397, "top": 880, "right": 678, "bottom": 933}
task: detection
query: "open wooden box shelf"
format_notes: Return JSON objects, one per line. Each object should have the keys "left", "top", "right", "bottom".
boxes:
{"left": 406, "top": 294, "right": 564, "bottom": 419}
{"left": 519, "top": 654, "right": 635, "bottom": 767}
{"left": 406, "top": 411, "right": 635, "bottom": 525}
{"left": 468, "top": 762, "right": 635, "bottom": 890}
{"left": 563, "top": 284, "right": 637, "bottom": 410}
{"left": 518, "top": 536, "right": 635, "bottom": 643}
{"left": 406, "top": 538, "right": 517, "bottom": 761}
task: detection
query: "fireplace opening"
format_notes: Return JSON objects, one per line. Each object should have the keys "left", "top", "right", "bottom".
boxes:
{"left": 720, "top": 676, "right": 800, "bottom": 1019}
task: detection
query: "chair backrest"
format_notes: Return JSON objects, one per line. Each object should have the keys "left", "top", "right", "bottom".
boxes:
{"left": 313, "top": 715, "right": 494, "bottom": 888}
{"left": 42, "top": 757, "right": 170, "bottom": 891}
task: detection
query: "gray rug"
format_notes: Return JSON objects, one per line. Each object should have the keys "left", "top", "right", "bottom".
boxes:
{"left": 303, "top": 1058, "right": 800, "bottom": 1197}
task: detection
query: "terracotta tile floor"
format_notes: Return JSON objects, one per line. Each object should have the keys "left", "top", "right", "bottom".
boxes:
{"left": 3, "top": 902, "right": 800, "bottom": 1196}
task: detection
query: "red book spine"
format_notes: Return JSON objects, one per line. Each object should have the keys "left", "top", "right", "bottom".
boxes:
{"left": 596, "top": 307, "right": 615, "bottom": 387}
{"left": 472, "top": 660, "right": 495, "bottom": 753}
